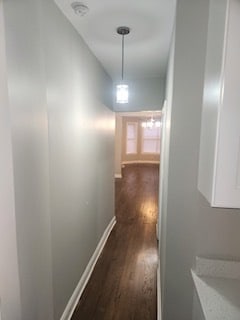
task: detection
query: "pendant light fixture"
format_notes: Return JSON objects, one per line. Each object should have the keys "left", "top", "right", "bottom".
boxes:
{"left": 116, "top": 26, "right": 130, "bottom": 104}
{"left": 141, "top": 115, "right": 162, "bottom": 129}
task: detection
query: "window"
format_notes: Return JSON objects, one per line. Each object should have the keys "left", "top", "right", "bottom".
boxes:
{"left": 126, "top": 122, "right": 138, "bottom": 154}
{"left": 141, "top": 126, "right": 160, "bottom": 154}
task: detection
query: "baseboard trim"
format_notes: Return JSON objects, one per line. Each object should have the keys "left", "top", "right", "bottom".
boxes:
{"left": 122, "top": 160, "right": 160, "bottom": 165}
{"left": 157, "top": 265, "right": 162, "bottom": 320}
{"left": 114, "top": 173, "right": 122, "bottom": 179}
{"left": 60, "top": 216, "right": 116, "bottom": 320}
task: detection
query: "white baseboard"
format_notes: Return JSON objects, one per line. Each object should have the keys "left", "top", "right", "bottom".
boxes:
{"left": 157, "top": 266, "right": 162, "bottom": 320}
{"left": 122, "top": 160, "right": 160, "bottom": 165}
{"left": 60, "top": 216, "right": 116, "bottom": 320}
{"left": 114, "top": 173, "right": 122, "bottom": 179}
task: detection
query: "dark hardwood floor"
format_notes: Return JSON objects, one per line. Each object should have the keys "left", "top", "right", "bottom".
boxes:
{"left": 71, "top": 164, "right": 159, "bottom": 320}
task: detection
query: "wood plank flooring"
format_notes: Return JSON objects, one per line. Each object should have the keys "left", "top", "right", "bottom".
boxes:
{"left": 71, "top": 164, "right": 159, "bottom": 320}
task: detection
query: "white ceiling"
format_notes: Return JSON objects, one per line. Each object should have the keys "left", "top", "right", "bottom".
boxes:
{"left": 54, "top": 0, "right": 176, "bottom": 81}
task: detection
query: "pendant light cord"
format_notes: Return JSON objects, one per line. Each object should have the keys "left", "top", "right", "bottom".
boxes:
{"left": 117, "top": 26, "right": 130, "bottom": 84}
{"left": 122, "top": 34, "right": 124, "bottom": 81}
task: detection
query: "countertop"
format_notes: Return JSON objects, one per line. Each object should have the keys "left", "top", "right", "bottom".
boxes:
{"left": 192, "top": 270, "right": 240, "bottom": 320}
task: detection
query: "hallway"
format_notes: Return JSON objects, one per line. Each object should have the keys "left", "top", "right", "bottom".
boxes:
{"left": 71, "top": 164, "right": 159, "bottom": 320}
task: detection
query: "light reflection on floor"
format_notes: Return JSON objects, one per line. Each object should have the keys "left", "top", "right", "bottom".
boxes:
{"left": 137, "top": 248, "right": 158, "bottom": 266}
{"left": 139, "top": 197, "right": 158, "bottom": 222}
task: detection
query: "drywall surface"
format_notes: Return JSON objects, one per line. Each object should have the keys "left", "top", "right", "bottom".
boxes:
{"left": 115, "top": 115, "right": 123, "bottom": 177}
{"left": 196, "top": 194, "right": 240, "bottom": 259}
{"left": 43, "top": 0, "right": 115, "bottom": 318}
{"left": 42, "top": 2, "right": 115, "bottom": 317}
{"left": 2, "top": 0, "right": 114, "bottom": 319}
{"left": 161, "top": 0, "right": 209, "bottom": 319}
{"left": 159, "top": 26, "right": 175, "bottom": 308}
{"left": 113, "top": 77, "right": 165, "bottom": 112}
{"left": 3, "top": 0, "right": 54, "bottom": 319}
{"left": 0, "top": 2, "right": 21, "bottom": 319}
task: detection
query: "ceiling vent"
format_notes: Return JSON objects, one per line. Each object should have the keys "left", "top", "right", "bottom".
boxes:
{"left": 71, "top": 2, "right": 89, "bottom": 16}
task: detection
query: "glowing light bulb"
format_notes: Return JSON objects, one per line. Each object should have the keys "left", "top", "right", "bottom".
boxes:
{"left": 116, "top": 84, "right": 129, "bottom": 104}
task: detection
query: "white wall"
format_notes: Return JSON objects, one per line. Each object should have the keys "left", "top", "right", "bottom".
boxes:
{"left": 196, "top": 194, "right": 240, "bottom": 259}
{"left": 2, "top": 0, "right": 114, "bottom": 319}
{"left": 161, "top": 0, "right": 240, "bottom": 319}
{"left": 159, "top": 26, "right": 175, "bottom": 307}
{"left": 115, "top": 115, "right": 123, "bottom": 177}
{"left": 3, "top": 0, "right": 54, "bottom": 319}
{"left": 0, "top": 2, "right": 21, "bottom": 319}
{"left": 113, "top": 77, "right": 165, "bottom": 112}
{"left": 42, "top": 2, "right": 115, "bottom": 318}
{"left": 161, "top": 0, "right": 209, "bottom": 319}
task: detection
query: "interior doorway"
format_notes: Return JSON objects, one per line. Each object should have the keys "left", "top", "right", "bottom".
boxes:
{"left": 114, "top": 111, "right": 162, "bottom": 179}
{"left": 113, "top": 110, "right": 162, "bottom": 319}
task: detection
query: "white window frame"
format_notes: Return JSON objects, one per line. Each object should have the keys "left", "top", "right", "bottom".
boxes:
{"left": 141, "top": 126, "right": 160, "bottom": 155}
{"left": 126, "top": 121, "right": 138, "bottom": 154}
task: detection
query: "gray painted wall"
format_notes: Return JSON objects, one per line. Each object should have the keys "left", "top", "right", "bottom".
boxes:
{"left": 197, "top": 194, "right": 240, "bottom": 259}
{"left": 113, "top": 77, "right": 165, "bottom": 112}
{"left": 2, "top": 0, "right": 114, "bottom": 319}
{"left": 159, "top": 26, "right": 175, "bottom": 308}
{"left": 0, "top": 1, "right": 21, "bottom": 319}
{"left": 42, "top": 2, "right": 114, "bottom": 318}
{"left": 161, "top": 1, "right": 209, "bottom": 318}
{"left": 3, "top": 0, "right": 54, "bottom": 318}
{"left": 115, "top": 115, "right": 123, "bottom": 177}
{"left": 161, "top": 0, "right": 240, "bottom": 319}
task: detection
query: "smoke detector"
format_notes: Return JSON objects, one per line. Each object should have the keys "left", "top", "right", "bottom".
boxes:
{"left": 71, "top": 2, "right": 89, "bottom": 16}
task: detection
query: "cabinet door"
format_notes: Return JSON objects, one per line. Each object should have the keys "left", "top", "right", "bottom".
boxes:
{"left": 198, "top": 0, "right": 240, "bottom": 208}
{"left": 213, "top": 0, "right": 240, "bottom": 208}
{"left": 198, "top": 0, "right": 228, "bottom": 206}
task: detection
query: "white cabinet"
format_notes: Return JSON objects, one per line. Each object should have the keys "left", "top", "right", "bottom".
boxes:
{"left": 198, "top": 0, "right": 240, "bottom": 208}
